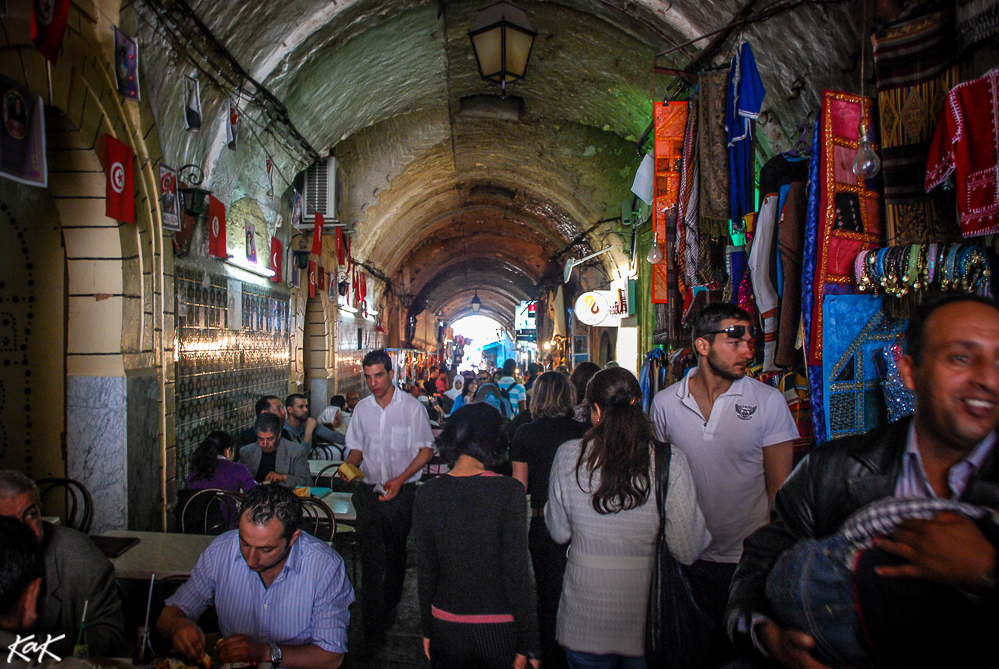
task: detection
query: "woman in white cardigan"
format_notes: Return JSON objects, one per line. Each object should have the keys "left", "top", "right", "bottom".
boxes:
{"left": 545, "top": 367, "right": 710, "bottom": 669}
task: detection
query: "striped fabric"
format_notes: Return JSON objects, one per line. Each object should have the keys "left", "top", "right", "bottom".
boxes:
{"left": 676, "top": 97, "right": 700, "bottom": 296}
{"left": 165, "top": 530, "right": 354, "bottom": 653}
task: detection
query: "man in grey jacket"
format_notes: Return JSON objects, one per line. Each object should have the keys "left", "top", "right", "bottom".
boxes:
{"left": 0, "top": 470, "right": 128, "bottom": 659}
{"left": 239, "top": 412, "right": 311, "bottom": 487}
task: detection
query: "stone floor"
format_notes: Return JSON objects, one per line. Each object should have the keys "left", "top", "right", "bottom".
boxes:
{"left": 339, "top": 539, "right": 429, "bottom": 669}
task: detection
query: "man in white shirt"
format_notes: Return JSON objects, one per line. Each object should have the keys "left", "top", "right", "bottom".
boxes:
{"left": 343, "top": 350, "right": 434, "bottom": 652}
{"left": 651, "top": 303, "right": 798, "bottom": 666}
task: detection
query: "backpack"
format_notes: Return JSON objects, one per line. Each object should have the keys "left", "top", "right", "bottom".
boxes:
{"left": 497, "top": 384, "right": 514, "bottom": 418}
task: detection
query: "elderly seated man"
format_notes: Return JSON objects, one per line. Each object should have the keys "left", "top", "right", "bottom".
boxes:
{"left": 159, "top": 485, "right": 354, "bottom": 669}
{"left": 240, "top": 412, "right": 311, "bottom": 487}
{"left": 0, "top": 471, "right": 128, "bottom": 659}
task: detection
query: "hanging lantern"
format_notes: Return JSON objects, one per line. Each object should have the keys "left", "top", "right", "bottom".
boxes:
{"left": 468, "top": 1, "right": 537, "bottom": 99}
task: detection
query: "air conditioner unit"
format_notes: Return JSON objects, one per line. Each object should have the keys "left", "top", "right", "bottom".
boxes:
{"left": 297, "top": 158, "right": 346, "bottom": 231}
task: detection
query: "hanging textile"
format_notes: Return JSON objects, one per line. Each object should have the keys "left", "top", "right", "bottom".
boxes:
{"left": 776, "top": 182, "right": 807, "bottom": 368}
{"left": 873, "top": 11, "right": 960, "bottom": 244}
{"left": 926, "top": 68, "right": 999, "bottom": 238}
{"left": 807, "top": 90, "right": 885, "bottom": 372}
{"left": 651, "top": 101, "right": 688, "bottom": 342}
{"left": 726, "top": 41, "right": 766, "bottom": 227}
{"left": 957, "top": 0, "right": 999, "bottom": 55}
{"left": 822, "top": 294, "right": 906, "bottom": 442}
{"left": 801, "top": 115, "right": 826, "bottom": 444}
{"left": 699, "top": 70, "right": 731, "bottom": 221}
{"left": 676, "top": 98, "right": 700, "bottom": 295}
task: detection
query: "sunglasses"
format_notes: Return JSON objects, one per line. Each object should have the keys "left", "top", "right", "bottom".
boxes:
{"left": 704, "top": 324, "right": 756, "bottom": 340}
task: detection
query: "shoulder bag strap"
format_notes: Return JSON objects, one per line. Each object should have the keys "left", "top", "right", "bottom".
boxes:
{"left": 654, "top": 441, "right": 672, "bottom": 523}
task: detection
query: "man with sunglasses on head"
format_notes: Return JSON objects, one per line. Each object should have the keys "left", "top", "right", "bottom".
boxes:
{"left": 651, "top": 303, "right": 798, "bottom": 666}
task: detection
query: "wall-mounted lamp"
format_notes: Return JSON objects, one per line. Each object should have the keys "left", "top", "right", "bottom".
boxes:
{"left": 469, "top": 1, "right": 537, "bottom": 99}
{"left": 338, "top": 274, "right": 349, "bottom": 297}
{"left": 226, "top": 255, "right": 275, "bottom": 279}
{"left": 471, "top": 290, "right": 482, "bottom": 313}
{"left": 178, "top": 164, "right": 212, "bottom": 217}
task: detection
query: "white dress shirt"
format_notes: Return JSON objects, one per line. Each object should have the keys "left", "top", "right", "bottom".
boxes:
{"left": 344, "top": 387, "right": 434, "bottom": 485}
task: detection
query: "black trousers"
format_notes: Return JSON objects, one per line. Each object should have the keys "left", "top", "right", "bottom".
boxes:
{"left": 681, "top": 560, "right": 738, "bottom": 668}
{"left": 429, "top": 618, "right": 518, "bottom": 669}
{"left": 353, "top": 483, "right": 416, "bottom": 640}
{"left": 529, "top": 512, "right": 569, "bottom": 669}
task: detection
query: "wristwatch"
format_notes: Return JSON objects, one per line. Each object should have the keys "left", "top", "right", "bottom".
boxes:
{"left": 268, "top": 642, "right": 282, "bottom": 667}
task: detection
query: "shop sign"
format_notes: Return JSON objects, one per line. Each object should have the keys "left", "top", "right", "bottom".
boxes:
{"left": 574, "top": 291, "right": 622, "bottom": 327}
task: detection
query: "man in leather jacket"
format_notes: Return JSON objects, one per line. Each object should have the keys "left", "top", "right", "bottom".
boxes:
{"left": 726, "top": 293, "right": 999, "bottom": 669}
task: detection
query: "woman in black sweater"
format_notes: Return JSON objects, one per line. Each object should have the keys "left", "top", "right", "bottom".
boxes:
{"left": 510, "top": 372, "right": 589, "bottom": 669}
{"left": 414, "top": 402, "right": 540, "bottom": 669}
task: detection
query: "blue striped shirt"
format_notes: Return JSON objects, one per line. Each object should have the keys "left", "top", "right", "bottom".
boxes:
{"left": 165, "top": 530, "right": 354, "bottom": 653}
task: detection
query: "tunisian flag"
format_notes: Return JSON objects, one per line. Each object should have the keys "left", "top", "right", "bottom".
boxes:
{"left": 207, "top": 195, "right": 227, "bottom": 258}
{"left": 105, "top": 135, "right": 134, "bottom": 223}
{"left": 311, "top": 211, "right": 324, "bottom": 255}
{"left": 269, "top": 237, "right": 282, "bottom": 284}
{"left": 31, "top": 0, "right": 70, "bottom": 64}
{"left": 308, "top": 261, "right": 317, "bottom": 298}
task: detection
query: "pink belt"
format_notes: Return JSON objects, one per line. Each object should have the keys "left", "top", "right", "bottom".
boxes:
{"left": 432, "top": 605, "right": 514, "bottom": 624}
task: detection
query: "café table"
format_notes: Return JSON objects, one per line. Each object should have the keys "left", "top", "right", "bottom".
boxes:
{"left": 319, "top": 491, "right": 356, "bottom": 522}
{"left": 102, "top": 530, "right": 215, "bottom": 580}
{"left": 309, "top": 459, "right": 343, "bottom": 476}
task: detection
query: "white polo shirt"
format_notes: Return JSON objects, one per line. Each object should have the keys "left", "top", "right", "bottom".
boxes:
{"left": 344, "top": 388, "right": 435, "bottom": 486}
{"left": 650, "top": 370, "right": 799, "bottom": 562}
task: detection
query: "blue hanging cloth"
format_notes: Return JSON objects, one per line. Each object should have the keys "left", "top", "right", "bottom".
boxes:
{"left": 726, "top": 41, "right": 766, "bottom": 227}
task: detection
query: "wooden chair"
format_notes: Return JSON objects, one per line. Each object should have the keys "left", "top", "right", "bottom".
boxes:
{"left": 300, "top": 496, "right": 337, "bottom": 543}
{"left": 36, "top": 478, "right": 94, "bottom": 533}
{"left": 178, "top": 488, "right": 244, "bottom": 535}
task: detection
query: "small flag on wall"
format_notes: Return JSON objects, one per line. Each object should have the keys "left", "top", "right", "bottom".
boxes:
{"left": 207, "top": 195, "right": 227, "bottom": 258}
{"left": 105, "top": 134, "right": 134, "bottom": 223}
{"left": 0, "top": 75, "right": 47, "bottom": 187}
{"left": 269, "top": 237, "right": 282, "bottom": 283}
{"left": 312, "top": 211, "right": 324, "bottom": 255}
{"left": 31, "top": 0, "right": 70, "bottom": 65}
{"left": 308, "top": 261, "right": 316, "bottom": 298}
{"left": 226, "top": 101, "right": 239, "bottom": 150}
{"left": 113, "top": 26, "right": 140, "bottom": 100}
{"left": 159, "top": 164, "right": 180, "bottom": 231}
{"left": 185, "top": 76, "right": 202, "bottom": 131}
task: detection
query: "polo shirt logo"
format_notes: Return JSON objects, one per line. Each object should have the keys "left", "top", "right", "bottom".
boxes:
{"left": 735, "top": 404, "right": 757, "bottom": 420}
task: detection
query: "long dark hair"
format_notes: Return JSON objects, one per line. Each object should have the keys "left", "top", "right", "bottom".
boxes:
{"left": 575, "top": 367, "right": 654, "bottom": 514}
{"left": 461, "top": 377, "right": 478, "bottom": 400}
{"left": 437, "top": 403, "right": 508, "bottom": 466}
{"left": 191, "top": 431, "right": 236, "bottom": 482}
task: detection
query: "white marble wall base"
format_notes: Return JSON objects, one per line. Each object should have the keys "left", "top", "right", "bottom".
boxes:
{"left": 67, "top": 376, "right": 127, "bottom": 534}
{"left": 311, "top": 378, "right": 331, "bottom": 418}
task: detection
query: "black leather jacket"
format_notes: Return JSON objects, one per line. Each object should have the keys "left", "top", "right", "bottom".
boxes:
{"left": 725, "top": 416, "right": 999, "bottom": 658}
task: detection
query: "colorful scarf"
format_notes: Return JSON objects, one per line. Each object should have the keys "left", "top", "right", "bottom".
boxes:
{"left": 676, "top": 98, "right": 700, "bottom": 296}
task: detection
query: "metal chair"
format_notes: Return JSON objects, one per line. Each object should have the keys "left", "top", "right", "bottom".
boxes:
{"left": 309, "top": 442, "right": 344, "bottom": 460}
{"left": 313, "top": 462, "right": 342, "bottom": 487}
{"left": 300, "top": 496, "right": 337, "bottom": 543}
{"left": 178, "top": 488, "right": 244, "bottom": 535}
{"left": 36, "top": 478, "right": 94, "bottom": 533}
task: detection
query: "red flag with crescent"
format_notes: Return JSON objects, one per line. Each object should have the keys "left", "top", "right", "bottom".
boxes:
{"left": 312, "top": 211, "right": 323, "bottom": 255}
{"left": 335, "top": 226, "right": 346, "bottom": 265}
{"left": 308, "top": 261, "right": 316, "bottom": 298}
{"left": 31, "top": 0, "right": 70, "bottom": 65}
{"left": 207, "top": 195, "right": 227, "bottom": 258}
{"left": 269, "top": 237, "right": 282, "bottom": 283}
{"left": 105, "top": 135, "right": 134, "bottom": 223}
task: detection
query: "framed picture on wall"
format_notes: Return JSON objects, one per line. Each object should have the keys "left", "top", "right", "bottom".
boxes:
{"left": 573, "top": 335, "right": 588, "bottom": 353}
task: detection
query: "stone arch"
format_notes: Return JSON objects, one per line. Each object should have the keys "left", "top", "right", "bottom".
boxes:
{"left": 0, "top": 3, "right": 172, "bottom": 531}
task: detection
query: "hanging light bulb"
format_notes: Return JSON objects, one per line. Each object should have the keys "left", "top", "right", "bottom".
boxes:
{"left": 852, "top": 121, "right": 881, "bottom": 179}
{"left": 646, "top": 231, "right": 664, "bottom": 264}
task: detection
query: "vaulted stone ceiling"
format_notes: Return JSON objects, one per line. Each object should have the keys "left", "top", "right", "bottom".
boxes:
{"left": 138, "top": 0, "right": 861, "bottom": 326}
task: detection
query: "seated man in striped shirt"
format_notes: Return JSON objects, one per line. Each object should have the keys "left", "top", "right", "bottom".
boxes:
{"left": 158, "top": 485, "right": 354, "bottom": 669}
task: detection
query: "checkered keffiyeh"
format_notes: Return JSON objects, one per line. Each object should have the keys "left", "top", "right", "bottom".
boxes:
{"left": 839, "top": 497, "right": 989, "bottom": 551}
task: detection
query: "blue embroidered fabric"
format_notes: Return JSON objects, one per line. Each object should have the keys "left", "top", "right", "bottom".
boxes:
{"left": 822, "top": 294, "right": 907, "bottom": 441}
{"left": 802, "top": 115, "right": 825, "bottom": 444}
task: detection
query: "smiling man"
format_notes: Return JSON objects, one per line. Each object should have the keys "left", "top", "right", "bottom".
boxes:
{"left": 343, "top": 349, "right": 434, "bottom": 653}
{"left": 158, "top": 485, "right": 354, "bottom": 669}
{"left": 650, "top": 302, "right": 798, "bottom": 666}
{"left": 726, "top": 292, "right": 999, "bottom": 669}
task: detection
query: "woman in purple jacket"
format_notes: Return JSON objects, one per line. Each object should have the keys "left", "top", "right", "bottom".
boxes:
{"left": 186, "top": 431, "right": 257, "bottom": 492}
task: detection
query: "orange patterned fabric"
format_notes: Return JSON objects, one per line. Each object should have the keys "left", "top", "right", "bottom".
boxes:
{"left": 651, "top": 101, "right": 688, "bottom": 311}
